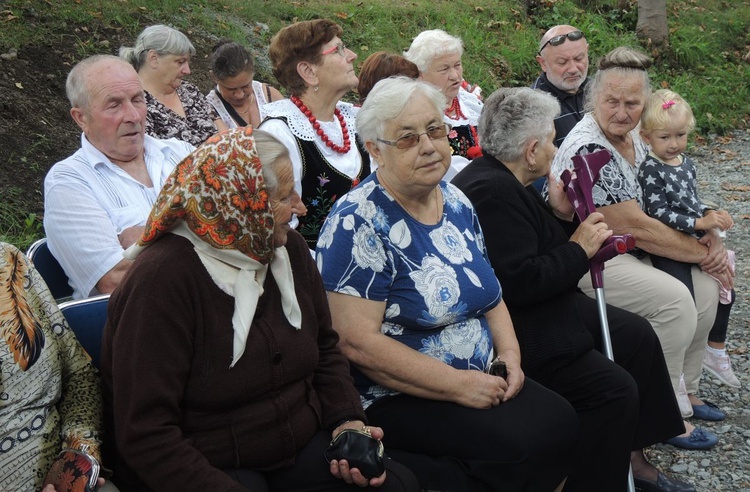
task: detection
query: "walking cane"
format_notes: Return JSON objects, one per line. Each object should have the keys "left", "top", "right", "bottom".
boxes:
{"left": 560, "top": 149, "right": 637, "bottom": 492}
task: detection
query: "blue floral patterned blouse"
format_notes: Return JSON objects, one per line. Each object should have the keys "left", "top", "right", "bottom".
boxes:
{"left": 316, "top": 173, "right": 502, "bottom": 409}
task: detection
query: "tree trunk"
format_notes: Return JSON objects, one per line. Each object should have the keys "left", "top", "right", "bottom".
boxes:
{"left": 637, "top": 0, "right": 669, "bottom": 47}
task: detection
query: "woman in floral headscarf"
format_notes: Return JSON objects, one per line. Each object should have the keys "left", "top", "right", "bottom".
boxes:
{"left": 100, "top": 127, "right": 418, "bottom": 492}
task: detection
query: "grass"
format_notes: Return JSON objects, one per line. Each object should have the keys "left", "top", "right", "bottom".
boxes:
{"left": 1, "top": 0, "right": 748, "bottom": 247}
{"left": 0, "top": 188, "right": 44, "bottom": 251}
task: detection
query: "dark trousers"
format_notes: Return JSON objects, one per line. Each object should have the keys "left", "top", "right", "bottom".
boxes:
{"left": 365, "top": 378, "right": 578, "bottom": 492}
{"left": 224, "top": 431, "right": 419, "bottom": 492}
{"left": 650, "top": 254, "right": 734, "bottom": 343}
{"left": 528, "top": 294, "right": 685, "bottom": 492}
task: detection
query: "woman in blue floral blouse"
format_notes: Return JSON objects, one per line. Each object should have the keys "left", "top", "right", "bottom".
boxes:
{"left": 316, "top": 77, "right": 577, "bottom": 492}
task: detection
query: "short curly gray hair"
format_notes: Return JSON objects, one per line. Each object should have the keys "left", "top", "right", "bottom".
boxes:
{"left": 403, "top": 29, "right": 463, "bottom": 73}
{"left": 356, "top": 77, "right": 446, "bottom": 145}
{"left": 479, "top": 88, "right": 560, "bottom": 163}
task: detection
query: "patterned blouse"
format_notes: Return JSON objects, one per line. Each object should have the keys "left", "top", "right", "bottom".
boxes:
{"left": 550, "top": 113, "right": 648, "bottom": 209}
{"left": 145, "top": 81, "right": 220, "bottom": 147}
{"left": 316, "top": 175, "right": 502, "bottom": 409}
{"left": 638, "top": 153, "right": 710, "bottom": 236}
{"left": 0, "top": 243, "right": 102, "bottom": 491}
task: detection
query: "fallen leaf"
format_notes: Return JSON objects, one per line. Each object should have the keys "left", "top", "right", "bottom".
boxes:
{"left": 720, "top": 182, "right": 750, "bottom": 192}
{"left": 335, "top": 12, "right": 348, "bottom": 19}
{"left": 741, "top": 214, "right": 750, "bottom": 220}
{"left": 15, "top": 82, "right": 23, "bottom": 89}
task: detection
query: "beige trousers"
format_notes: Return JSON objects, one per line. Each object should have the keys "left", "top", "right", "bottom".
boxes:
{"left": 577, "top": 253, "right": 718, "bottom": 395}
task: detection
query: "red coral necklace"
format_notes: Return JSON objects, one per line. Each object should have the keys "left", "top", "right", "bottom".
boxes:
{"left": 291, "top": 96, "right": 351, "bottom": 154}
{"left": 444, "top": 97, "right": 466, "bottom": 120}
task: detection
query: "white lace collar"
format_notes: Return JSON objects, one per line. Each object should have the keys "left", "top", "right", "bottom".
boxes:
{"left": 443, "top": 88, "right": 483, "bottom": 126}
{"left": 262, "top": 99, "right": 359, "bottom": 142}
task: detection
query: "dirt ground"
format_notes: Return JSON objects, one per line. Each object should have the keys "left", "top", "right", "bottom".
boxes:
{"left": 0, "top": 18, "right": 217, "bottom": 220}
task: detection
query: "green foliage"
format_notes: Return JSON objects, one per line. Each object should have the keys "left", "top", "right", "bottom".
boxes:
{"left": 1, "top": 0, "right": 748, "bottom": 244}
{"left": 0, "top": 188, "right": 44, "bottom": 251}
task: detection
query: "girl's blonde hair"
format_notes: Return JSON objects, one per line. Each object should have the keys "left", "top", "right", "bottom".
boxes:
{"left": 641, "top": 89, "right": 696, "bottom": 134}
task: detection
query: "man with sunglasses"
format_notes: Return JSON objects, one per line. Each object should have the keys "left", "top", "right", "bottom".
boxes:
{"left": 532, "top": 25, "right": 589, "bottom": 148}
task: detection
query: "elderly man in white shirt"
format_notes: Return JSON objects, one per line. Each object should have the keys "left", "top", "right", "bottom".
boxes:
{"left": 44, "top": 55, "right": 194, "bottom": 299}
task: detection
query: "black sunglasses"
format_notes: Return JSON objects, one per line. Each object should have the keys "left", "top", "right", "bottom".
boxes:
{"left": 538, "top": 31, "right": 585, "bottom": 54}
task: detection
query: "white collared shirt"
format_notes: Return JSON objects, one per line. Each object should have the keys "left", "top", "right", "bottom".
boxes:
{"left": 43, "top": 134, "right": 194, "bottom": 299}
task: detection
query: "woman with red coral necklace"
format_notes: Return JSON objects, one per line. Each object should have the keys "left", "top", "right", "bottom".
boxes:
{"left": 260, "top": 19, "right": 371, "bottom": 250}
{"left": 404, "top": 29, "right": 483, "bottom": 181}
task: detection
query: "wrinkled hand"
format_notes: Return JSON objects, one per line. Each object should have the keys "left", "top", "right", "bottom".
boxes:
{"left": 499, "top": 356, "right": 524, "bottom": 402}
{"left": 118, "top": 225, "right": 145, "bottom": 249}
{"left": 330, "top": 421, "right": 387, "bottom": 487}
{"left": 454, "top": 369, "right": 511, "bottom": 409}
{"left": 699, "top": 229, "right": 727, "bottom": 273}
{"left": 569, "top": 212, "right": 613, "bottom": 259}
{"left": 546, "top": 172, "right": 575, "bottom": 220}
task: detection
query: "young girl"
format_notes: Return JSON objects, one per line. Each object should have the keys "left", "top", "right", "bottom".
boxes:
{"left": 638, "top": 89, "right": 739, "bottom": 400}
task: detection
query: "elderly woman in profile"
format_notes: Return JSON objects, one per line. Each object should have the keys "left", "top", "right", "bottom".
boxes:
{"left": 452, "top": 87, "right": 695, "bottom": 492}
{"left": 260, "top": 19, "right": 370, "bottom": 249}
{"left": 120, "top": 24, "right": 227, "bottom": 146}
{"left": 404, "top": 29, "right": 483, "bottom": 179}
{"left": 551, "top": 47, "right": 729, "bottom": 453}
{"left": 101, "top": 128, "right": 418, "bottom": 492}
{"left": 316, "top": 76, "right": 577, "bottom": 492}
{"left": 206, "top": 40, "right": 284, "bottom": 129}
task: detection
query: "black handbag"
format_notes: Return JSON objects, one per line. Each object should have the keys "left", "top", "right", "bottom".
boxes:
{"left": 324, "top": 428, "right": 385, "bottom": 479}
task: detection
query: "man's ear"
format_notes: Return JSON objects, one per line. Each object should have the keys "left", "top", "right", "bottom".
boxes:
{"left": 536, "top": 54, "right": 547, "bottom": 72}
{"left": 70, "top": 107, "right": 87, "bottom": 131}
{"left": 296, "top": 61, "right": 318, "bottom": 89}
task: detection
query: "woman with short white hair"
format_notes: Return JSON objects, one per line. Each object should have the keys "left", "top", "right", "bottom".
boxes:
{"left": 404, "top": 29, "right": 483, "bottom": 179}
{"left": 318, "top": 77, "right": 577, "bottom": 491}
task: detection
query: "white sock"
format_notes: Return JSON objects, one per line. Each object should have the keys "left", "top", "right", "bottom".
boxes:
{"left": 706, "top": 345, "right": 727, "bottom": 357}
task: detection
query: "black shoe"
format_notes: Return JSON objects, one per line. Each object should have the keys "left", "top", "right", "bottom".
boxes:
{"left": 634, "top": 472, "right": 696, "bottom": 492}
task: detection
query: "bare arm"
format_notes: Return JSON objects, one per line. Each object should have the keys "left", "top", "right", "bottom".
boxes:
{"left": 94, "top": 258, "right": 132, "bottom": 294}
{"left": 327, "top": 292, "right": 508, "bottom": 409}
{"left": 597, "top": 199, "right": 711, "bottom": 263}
{"left": 214, "top": 118, "right": 229, "bottom": 133}
{"left": 267, "top": 85, "right": 285, "bottom": 102}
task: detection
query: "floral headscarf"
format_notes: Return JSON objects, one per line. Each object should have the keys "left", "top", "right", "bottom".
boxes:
{"left": 136, "top": 126, "right": 274, "bottom": 262}
{"left": 126, "top": 127, "right": 301, "bottom": 366}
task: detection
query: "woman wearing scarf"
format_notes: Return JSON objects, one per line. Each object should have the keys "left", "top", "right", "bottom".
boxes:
{"left": 100, "top": 127, "right": 418, "bottom": 492}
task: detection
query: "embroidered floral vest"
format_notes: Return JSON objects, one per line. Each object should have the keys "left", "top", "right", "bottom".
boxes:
{"left": 294, "top": 133, "right": 371, "bottom": 249}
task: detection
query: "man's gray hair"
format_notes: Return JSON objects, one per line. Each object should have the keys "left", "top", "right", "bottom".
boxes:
{"left": 119, "top": 24, "right": 196, "bottom": 71}
{"left": 65, "top": 54, "right": 129, "bottom": 109}
{"left": 479, "top": 87, "right": 560, "bottom": 163}
{"left": 356, "top": 77, "right": 446, "bottom": 145}
{"left": 403, "top": 29, "right": 463, "bottom": 73}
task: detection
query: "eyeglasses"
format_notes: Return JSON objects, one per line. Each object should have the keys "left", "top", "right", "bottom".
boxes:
{"left": 322, "top": 44, "right": 348, "bottom": 57}
{"left": 377, "top": 124, "right": 451, "bottom": 150}
{"left": 538, "top": 30, "right": 585, "bottom": 54}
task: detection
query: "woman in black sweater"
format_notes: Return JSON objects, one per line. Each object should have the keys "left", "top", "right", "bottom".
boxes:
{"left": 452, "top": 87, "right": 693, "bottom": 492}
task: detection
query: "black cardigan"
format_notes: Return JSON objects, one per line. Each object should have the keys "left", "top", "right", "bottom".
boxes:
{"left": 453, "top": 154, "right": 595, "bottom": 378}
